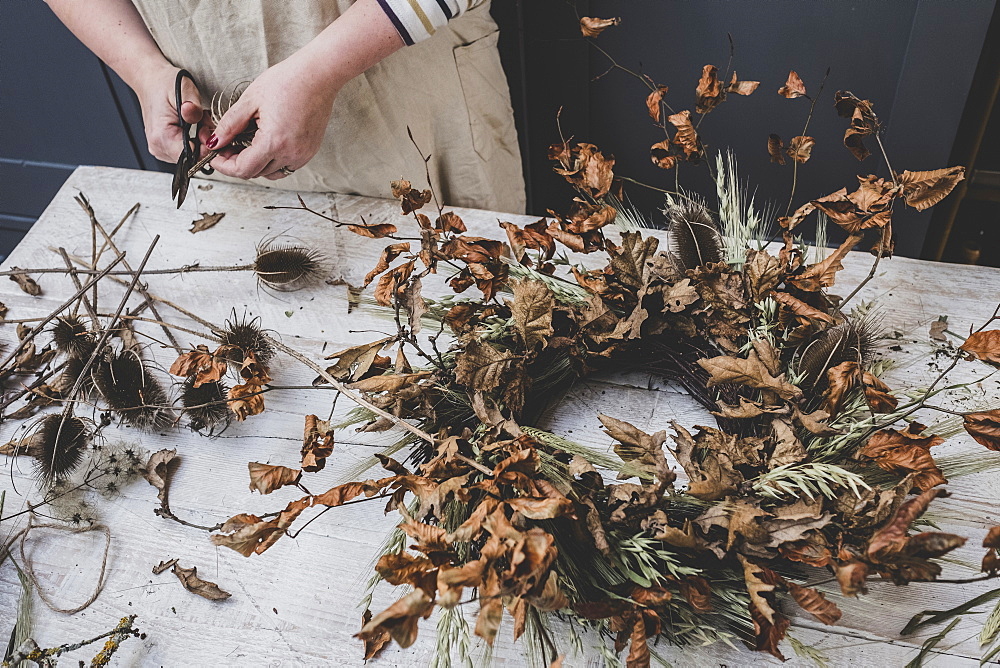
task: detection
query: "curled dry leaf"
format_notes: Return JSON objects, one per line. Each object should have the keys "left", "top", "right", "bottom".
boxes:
{"left": 650, "top": 140, "right": 676, "bottom": 170}
{"left": 347, "top": 223, "right": 398, "bottom": 239}
{"left": 727, "top": 71, "right": 760, "bottom": 96}
{"left": 960, "top": 330, "right": 1000, "bottom": 367}
{"left": 189, "top": 212, "right": 225, "bottom": 233}
{"left": 822, "top": 361, "right": 860, "bottom": 416}
{"left": 859, "top": 424, "right": 946, "bottom": 492}
{"left": 500, "top": 219, "right": 555, "bottom": 263}
{"left": 778, "top": 71, "right": 807, "bottom": 99}
{"left": 787, "top": 234, "right": 862, "bottom": 292}
{"left": 248, "top": 462, "right": 302, "bottom": 494}
{"left": 767, "top": 134, "right": 786, "bottom": 165}
{"left": 771, "top": 291, "right": 835, "bottom": 324}
{"left": 169, "top": 344, "right": 228, "bottom": 387}
{"left": 211, "top": 497, "right": 310, "bottom": 556}
{"left": 549, "top": 143, "right": 616, "bottom": 198}
{"left": 364, "top": 242, "right": 410, "bottom": 287}
{"left": 867, "top": 487, "right": 947, "bottom": 560}
{"left": 302, "top": 414, "right": 335, "bottom": 472}
{"left": 361, "top": 609, "right": 391, "bottom": 660}
{"left": 227, "top": 381, "right": 266, "bottom": 421}
{"left": 668, "top": 111, "right": 699, "bottom": 158}
{"left": 142, "top": 448, "right": 179, "bottom": 507}
{"left": 390, "top": 179, "right": 432, "bottom": 214}
{"left": 8, "top": 270, "right": 41, "bottom": 296}
{"left": 695, "top": 64, "right": 722, "bottom": 114}
{"left": 374, "top": 259, "right": 415, "bottom": 307}
{"left": 678, "top": 576, "right": 713, "bottom": 612}
{"left": 862, "top": 371, "right": 898, "bottom": 413}
{"left": 646, "top": 86, "right": 669, "bottom": 123}
{"left": 983, "top": 526, "right": 1000, "bottom": 574}
{"left": 834, "top": 91, "right": 879, "bottom": 161}
{"left": 963, "top": 409, "right": 1000, "bottom": 450}
{"left": 579, "top": 16, "right": 620, "bottom": 37}
{"left": 358, "top": 589, "right": 434, "bottom": 649}
{"left": 787, "top": 136, "right": 815, "bottom": 163}
{"left": 170, "top": 563, "right": 231, "bottom": 601}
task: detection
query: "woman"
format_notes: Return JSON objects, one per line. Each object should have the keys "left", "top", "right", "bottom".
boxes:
{"left": 44, "top": 0, "right": 525, "bottom": 212}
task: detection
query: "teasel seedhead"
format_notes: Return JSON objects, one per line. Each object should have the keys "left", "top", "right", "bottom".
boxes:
{"left": 91, "top": 348, "right": 175, "bottom": 431}
{"left": 49, "top": 314, "right": 96, "bottom": 359}
{"left": 26, "top": 413, "right": 93, "bottom": 484}
{"left": 253, "top": 238, "right": 325, "bottom": 291}
{"left": 180, "top": 376, "right": 231, "bottom": 433}
{"left": 664, "top": 196, "right": 725, "bottom": 274}
{"left": 216, "top": 311, "right": 275, "bottom": 366}
{"left": 795, "top": 315, "right": 882, "bottom": 390}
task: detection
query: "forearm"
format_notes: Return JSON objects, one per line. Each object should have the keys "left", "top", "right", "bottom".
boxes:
{"left": 293, "top": 0, "right": 404, "bottom": 90}
{"left": 44, "top": 0, "right": 170, "bottom": 90}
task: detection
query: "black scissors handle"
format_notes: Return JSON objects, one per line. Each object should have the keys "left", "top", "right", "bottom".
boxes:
{"left": 171, "top": 69, "right": 213, "bottom": 208}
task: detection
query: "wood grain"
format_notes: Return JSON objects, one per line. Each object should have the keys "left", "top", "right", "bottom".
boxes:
{"left": 1, "top": 167, "right": 999, "bottom": 666}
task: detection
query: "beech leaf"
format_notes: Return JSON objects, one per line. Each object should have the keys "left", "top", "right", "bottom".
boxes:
{"left": 248, "top": 462, "right": 302, "bottom": 494}
{"left": 778, "top": 71, "right": 807, "bottom": 99}
{"left": 580, "top": 16, "right": 620, "bottom": 37}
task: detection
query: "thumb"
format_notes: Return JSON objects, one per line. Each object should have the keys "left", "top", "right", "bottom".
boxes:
{"left": 179, "top": 77, "right": 205, "bottom": 124}
{"left": 210, "top": 96, "right": 257, "bottom": 150}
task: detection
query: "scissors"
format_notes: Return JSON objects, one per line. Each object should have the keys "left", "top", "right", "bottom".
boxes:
{"left": 171, "top": 69, "right": 214, "bottom": 209}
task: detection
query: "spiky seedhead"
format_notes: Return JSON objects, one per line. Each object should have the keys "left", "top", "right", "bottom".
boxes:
{"left": 91, "top": 349, "right": 174, "bottom": 431}
{"left": 49, "top": 315, "right": 96, "bottom": 359}
{"left": 180, "top": 377, "right": 230, "bottom": 433}
{"left": 795, "top": 316, "right": 881, "bottom": 389}
{"left": 29, "top": 414, "right": 92, "bottom": 483}
{"left": 253, "top": 239, "right": 324, "bottom": 291}
{"left": 217, "top": 312, "right": 275, "bottom": 365}
{"left": 664, "top": 196, "right": 725, "bottom": 274}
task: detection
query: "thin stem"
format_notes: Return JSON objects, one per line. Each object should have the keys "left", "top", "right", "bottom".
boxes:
{"left": 0, "top": 252, "right": 127, "bottom": 372}
{"left": 56, "top": 247, "right": 99, "bottom": 328}
{"left": 783, "top": 68, "right": 829, "bottom": 218}
{"left": 1, "top": 264, "right": 254, "bottom": 278}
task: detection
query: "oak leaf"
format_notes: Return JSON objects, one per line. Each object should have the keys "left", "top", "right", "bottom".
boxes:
{"left": 662, "top": 279, "right": 698, "bottom": 312}
{"left": 247, "top": 462, "right": 301, "bottom": 494}
{"left": 361, "top": 609, "right": 391, "bottom": 660}
{"left": 744, "top": 250, "right": 783, "bottom": 302}
{"left": 142, "top": 448, "right": 178, "bottom": 507}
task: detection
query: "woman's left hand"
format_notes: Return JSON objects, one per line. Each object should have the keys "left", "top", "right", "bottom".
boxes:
{"left": 207, "top": 51, "right": 340, "bottom": 181}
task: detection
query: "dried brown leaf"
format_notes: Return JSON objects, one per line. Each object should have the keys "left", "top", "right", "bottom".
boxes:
{"left": 645, "top": 86, "right": 669, "bottom": 123}
{"left": 171, "top": 563, "right": 231, "bottom": 601}
{"left": 778, "top": 71, "right": 807, "bottom": 99}
{"left": 698, "top": 352, "right": 803, "bottom": 401}
{"left": 787, "top": 135, "right": 815, "bottom": 163}
{"left": 695, "top": 64, "right": 722, "bottom": 114}
{"left": 898, "top": 167, "right": 965, "bottom": 211}
{"left": 247, "top": 462, "right": 301, "bottom": 494}
{"left": 668, "top": 111, "right": 699, "bottom": 158}
{"left": 960, "top": 330, "right": 1000, "bottom": 367}
{"left": 650, "top": 140, "right": 676, "bottom": 170}
{"left": 580, "top": 16, "right": 620, "bottom": 37}
{"left": 767, "top": 134, "right": 786, "bottom": 165}
{"left": 8, "top": 270, "right": 41, "bottom": 296}
{"left": 786, "top": 581, "right": 841, "bottom": 625}
{"left": 963, "top": 409, "right": 1000, "bottom": 450}
{"left": 507, "top": 280, "right": 554, "bottom": 350}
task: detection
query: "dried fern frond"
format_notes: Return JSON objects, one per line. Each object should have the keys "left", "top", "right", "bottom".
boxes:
{"left": 217, "top": 311, "right": 275, "bottom": 365}
{"left": 664, "top": 195, "right": 725, "bottom": 274}
{"left": 49, "top": 314, "right": 96, "bottom": 360}
{"left": 26, "top": 413, "right": 92, "bottom": 483}
{"left": 91, "top": 349, "right": 174, "bottom": 431}
{"left": 794, "top": 315, "right": 881, "bottom": 389}
{"left": 253, "top": 238, "right": 325, "bottom": 291}
{"left": 180, "top": 377, "right": 231, "bottom": 433}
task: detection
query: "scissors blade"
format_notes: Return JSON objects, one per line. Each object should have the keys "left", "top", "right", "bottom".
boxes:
{"left": 173, "top": 159, "right": 190, "bottom": 209}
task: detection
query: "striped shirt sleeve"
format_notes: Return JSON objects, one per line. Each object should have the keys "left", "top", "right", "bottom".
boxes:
{"left": 377, "top": 0, "right": 487, "bottom": 45}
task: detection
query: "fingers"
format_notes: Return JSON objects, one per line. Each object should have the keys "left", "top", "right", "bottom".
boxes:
{"left": 209, "top": 95, "right": 257, "bottom": 151}
{"left": 210, "top": 143, "right": 272, "bottom": 180}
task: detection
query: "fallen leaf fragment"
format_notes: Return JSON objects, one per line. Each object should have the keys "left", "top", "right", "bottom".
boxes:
{"left": 8, "top": 270, "right": 41, "bottom": 296}
{"left": 963, "top": 410, "right": 1000, "bottom": 450}
{"left": 960, "top": 330, "right": 1000, "bottom": 366}
{"left": 171, "top": 563, "right": 231, "bottom": 601}
{"left": 190, "top": 212, "right": 225, "bottom": 233}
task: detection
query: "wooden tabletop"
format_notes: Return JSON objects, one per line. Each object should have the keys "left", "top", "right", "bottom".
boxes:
{"left": 2, "top": 166, "right": 1000, "bottom": 667}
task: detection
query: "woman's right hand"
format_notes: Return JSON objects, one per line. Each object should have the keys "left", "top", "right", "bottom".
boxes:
{"left": 134, "top": 63, "right": 213, "bottom": 163}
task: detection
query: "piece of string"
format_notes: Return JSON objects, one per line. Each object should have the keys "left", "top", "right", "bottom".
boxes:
{"left": 8, "top": 515, "right": 111, "bottom": 615}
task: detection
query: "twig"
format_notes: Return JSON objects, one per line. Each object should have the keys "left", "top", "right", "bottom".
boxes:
{"left": 56, "top": 247, "right": 100, "bottom": 328}
{"left": 783, "top": 67, "right": 830, "bottom": 218}
{"left": 76, "top": 199, "right": 181, "bottom": 348}
{"left": 4, "top": 264, "right": 254, "bottom": 277}
{"left": 0, "top": 252, "right": 127, "bottom": 373}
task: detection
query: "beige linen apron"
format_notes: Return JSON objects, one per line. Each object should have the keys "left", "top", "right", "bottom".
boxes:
{"left": 132, "top": 0, "right": 526, "bottom": 213}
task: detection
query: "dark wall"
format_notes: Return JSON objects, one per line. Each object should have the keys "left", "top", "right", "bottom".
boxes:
{"left": 514, "top": 0, "right": 996, "bottom": 258}
{"left": 0, "top": 0, "right": 152, "bottom": 259}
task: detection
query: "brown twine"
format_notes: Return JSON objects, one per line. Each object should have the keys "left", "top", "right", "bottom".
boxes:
{"left": 9, "top": 516, "right": 111, "bottom": 615}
